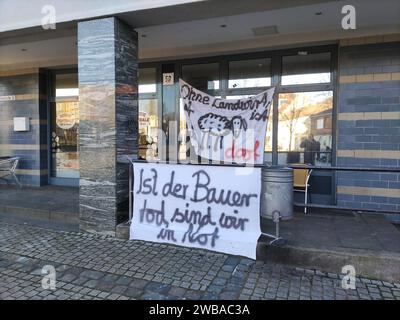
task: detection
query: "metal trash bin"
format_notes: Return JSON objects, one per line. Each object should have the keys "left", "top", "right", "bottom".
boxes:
{"left": 260, "top": 166, "right": 294, "bottom": 221}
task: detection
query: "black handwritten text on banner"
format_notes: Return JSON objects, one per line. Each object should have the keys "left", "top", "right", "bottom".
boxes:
{"left": 130, "top": 163, "right": 261, "bottom": 259}
{"left": 180, "top": 79, "right": 275, "bottom": 164}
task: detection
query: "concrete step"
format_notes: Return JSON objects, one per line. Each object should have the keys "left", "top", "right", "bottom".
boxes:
{"left": 0, "top": 204, "right": 79, "bottom": 224}
{"left": 0, "top": 205, "right": 79, "bottom": 232}
{"left": 116, "top": 222, "right": 400, "bottom": 283}
{"left": 257, "top": 237, "right": 400, "bottom": 283}
{"left": 0, "top": 185, "right": 79, "bottom": 226}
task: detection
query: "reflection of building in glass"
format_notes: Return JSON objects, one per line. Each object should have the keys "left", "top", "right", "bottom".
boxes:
{"left": 139, "top": 100, "right": 159, "bottom": 160}
{"left": 278, "top": 92, "right": 332, "bottom": 150}
{"left": 51, "top": 74, "right": 80, "bottom": 180}
{"left": 310, "top": 109, "right": 333, "bottom": 163}
{"left": 276, "top": 91, "right": 333, "bottom": 165}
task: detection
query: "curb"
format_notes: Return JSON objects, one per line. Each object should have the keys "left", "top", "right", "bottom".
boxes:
{"left": 116, "top": 223, "right": 400, "bottom": 283}
{"left": 257, "top": 241, "right": 400, "bottom": 283}
{"left": 0, "top": 205, "right": 79, "bottom": 225}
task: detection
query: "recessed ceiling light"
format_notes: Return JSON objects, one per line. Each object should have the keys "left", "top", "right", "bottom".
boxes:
{"left": 315, "top": 11, "right": 322, "bottom": 15}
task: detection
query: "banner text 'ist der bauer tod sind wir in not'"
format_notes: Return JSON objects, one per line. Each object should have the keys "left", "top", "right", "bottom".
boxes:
{"left": 130, "top": 163, "right": 262, "bottom": 259}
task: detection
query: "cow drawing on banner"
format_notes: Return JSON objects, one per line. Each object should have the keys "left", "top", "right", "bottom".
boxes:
{"left": 198, "top": 113, "right": 248, "bottom": 151}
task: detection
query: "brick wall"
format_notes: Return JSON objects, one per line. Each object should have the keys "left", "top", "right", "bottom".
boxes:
{"left": 337, "top": 41, "right": 400, "bottom": 212}
{"left": 0, "top": 70, "right": 48, "bottom": 186}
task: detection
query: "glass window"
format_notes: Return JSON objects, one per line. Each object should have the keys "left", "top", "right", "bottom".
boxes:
{"left": 139, "top": 99, "right": 159, "bottom": 160}
{"left": 151, "top": 47, "right": 334, "bottom": 166}
{"left": 277, "top": 91, "right": 333, "bottom": 166}
{"left": 182, "top": 63, "right": 220, "bottom": 91}
{"left": 265, "top": 108, "right": 273, "bottom": 152}
{"left": 51, "top": 73, "right": 79, "bottom": 179}
{"left": 139, "top": 67, "right": 157, "bottom": 94}
{"left": 55, "top": 73, "right": 79, "bottom": 100}
{"left": 229, "top": 58, "right": 271, "bottom": 88}
{"left": 282, "top": 52, "right": 331, "bottom": 85}
{"left": 139, "top": 67, "right": 159, "bottom": 160}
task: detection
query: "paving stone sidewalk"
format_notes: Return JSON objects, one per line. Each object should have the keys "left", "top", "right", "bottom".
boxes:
{"left": 0, "top": 221, "right": 399, "bottom": 300}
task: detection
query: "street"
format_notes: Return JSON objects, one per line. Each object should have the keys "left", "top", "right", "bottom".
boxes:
{"left": 0, "top": 221, "right": 399, "bottom": 300}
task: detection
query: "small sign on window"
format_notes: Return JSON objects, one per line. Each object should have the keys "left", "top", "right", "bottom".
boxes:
{"left": 163, "top": 73, "right": 174, "bottom": 86}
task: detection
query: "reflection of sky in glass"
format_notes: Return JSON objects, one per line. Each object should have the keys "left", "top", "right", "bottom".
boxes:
{"left": 139, "top": 84, "right": 157, "bottom": 93}
{"left": 207, "top": 80, "right": 220, "bottom": 90}
{"left": 312, "top": 90, "right": 333, "bottom": 103}
{"left": 281, "top": 72, "right": 330, "bottom": 85}
{"left": 229, "top": 77, "right": 271, "bottom": 88}
{"left": 279, "top": 90, "right": 332, "bottom": 105}
{"left": 56, "top": 88, "right": 79, "bottom": 97}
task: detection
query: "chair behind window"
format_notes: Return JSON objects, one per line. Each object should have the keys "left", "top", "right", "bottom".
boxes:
{"left": 293, "top": 167, "right": 312, "bottom": 214}
{"left": 293, "top": 168, "right": 309, "bottom": 188}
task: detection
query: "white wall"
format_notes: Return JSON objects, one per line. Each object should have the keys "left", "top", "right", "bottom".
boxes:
{"left": 0, "top": 0, "right": 399, "bottom": 70}
{"left": 0, "top": 0, "right": 203, "bottom": 33}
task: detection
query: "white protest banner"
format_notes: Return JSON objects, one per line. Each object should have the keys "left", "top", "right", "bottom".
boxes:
{"left": 180, "top": 79, "right": 275, "bottom": 164}
{"left": 130, "top": 163, "right": 261, "bottom": 259}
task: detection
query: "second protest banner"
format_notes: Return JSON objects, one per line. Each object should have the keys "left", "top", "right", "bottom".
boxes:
{"left": 180, "top": 79, "right": 275, "bottom": 164}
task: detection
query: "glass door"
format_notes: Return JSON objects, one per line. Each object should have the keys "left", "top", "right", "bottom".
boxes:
{"left": 138, "top": 67, "right": 161, "bottom": 161}
{"left": 49, "top": 72, "right": 79, "bottom": 186}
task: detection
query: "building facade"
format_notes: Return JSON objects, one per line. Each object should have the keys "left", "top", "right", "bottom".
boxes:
{"left": 0, "top": 0, "right": 399, "bottom": 235}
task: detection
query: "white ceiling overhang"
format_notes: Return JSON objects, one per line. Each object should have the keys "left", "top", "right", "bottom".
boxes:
{"left": 0, "top": 0, "right": 399, "bottom": 70}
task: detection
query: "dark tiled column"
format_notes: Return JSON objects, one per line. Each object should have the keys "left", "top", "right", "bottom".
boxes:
{"left": 78, "top": 17, "right": 138, "bottom": 235}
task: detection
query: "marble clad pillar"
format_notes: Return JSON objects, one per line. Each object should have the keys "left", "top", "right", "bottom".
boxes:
{"left": 78, "top": 17, "right": 138, "bottom": 235}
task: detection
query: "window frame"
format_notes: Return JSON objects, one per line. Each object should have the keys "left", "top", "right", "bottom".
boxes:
{"left": 139, "top": 44, "right": 338, "bottom": 167}
{"left": 47, "top": 68, "right": 80, "bottom": 187}
{"left": 227, "top": 57, "right": 273, "bottom": 91}
{"left": 181, "top": 61, "right": 222, "bottom": 93}
{"left": 280, "top": 51, "right": 332, "bottom": 86}
{"left": 138, "top": 64, "right": 163, "bottom": 160}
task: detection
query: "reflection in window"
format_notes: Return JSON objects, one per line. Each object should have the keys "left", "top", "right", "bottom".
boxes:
{"left": 229, "top": 58, "right": 271, "bottom": 88}
{"left": 277, "top": 91, "right": 333, "bottom": 166}
{"left": 56, "top": 88, "right": 79, "bottom": 97}
{"left": 139, "top": 68, "right": 157, "bottom": 94}
{"left": 139, "top": 99, "right": 159, "bottom": 160}
{"left": 182, "top": 63, "right": 220, "bottom": 91}
{"left": 139, "top": 67, "right": 159, "bottom": 160}
{"left": 55, "top": 73, "right": 79, "bottom": 101}
{"left": 51, "top": 73, "right": 79, "bottom": 179}
{"left": 282, "top": 52, "right": 331, "bottom": 85}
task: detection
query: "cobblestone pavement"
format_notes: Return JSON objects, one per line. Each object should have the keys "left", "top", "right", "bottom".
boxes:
{"left": 0, "top": 221, "right": 399, "bottom": 300}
